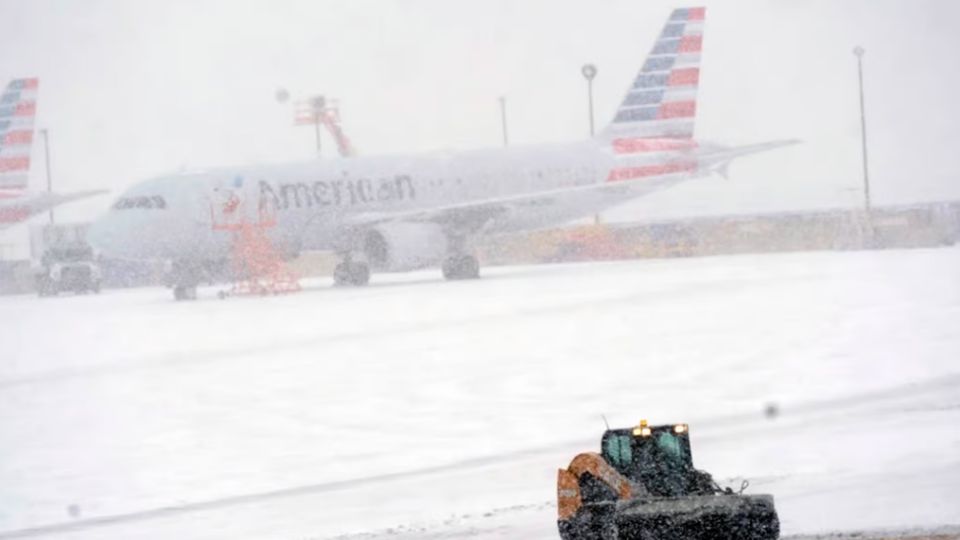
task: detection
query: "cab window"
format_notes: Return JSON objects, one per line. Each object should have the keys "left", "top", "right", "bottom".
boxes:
{"left": 655, "top": 432, "right": 687, "bottom": 466}
{"left": 603, "top": 434, "right": 632, "bottom": 469}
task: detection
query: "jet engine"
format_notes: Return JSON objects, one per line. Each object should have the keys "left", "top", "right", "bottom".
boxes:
{"left": 362, "top": 223, "right": 448, "bottom": 272}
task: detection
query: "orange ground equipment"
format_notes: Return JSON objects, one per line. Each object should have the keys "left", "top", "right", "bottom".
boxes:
{"left": 210, "top": 187, "right": 300, "bottom": 298}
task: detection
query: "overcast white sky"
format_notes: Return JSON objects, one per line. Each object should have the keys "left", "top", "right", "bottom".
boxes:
{"left": 1, "top": 0, "right": 958, "bottom": 255}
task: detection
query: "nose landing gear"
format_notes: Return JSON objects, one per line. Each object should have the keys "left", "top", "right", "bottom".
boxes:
{"left": 167, "top": 260, "right": 201, "bottom": 301}
{"left": 173, "top": 285, "right": 198, "bottom": 301}
{"left": 441, "top": 233, "right": 480, "bottom": 280}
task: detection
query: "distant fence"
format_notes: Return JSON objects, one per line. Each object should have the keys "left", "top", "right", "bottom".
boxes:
{"left": 479, "top": 201, "right": 960, "bottom": 266}
{"left": 2, "top": 201, "right": 957, "bottom": 295}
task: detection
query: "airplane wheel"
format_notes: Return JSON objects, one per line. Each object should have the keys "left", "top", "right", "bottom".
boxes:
{"left": 442, "top": 255, "right": 480, "bottom": 280}
{"left": 173, "top": 286, "right": 197, "bottom": 301}
{"left": 334, "top": 262, "right": 370, "bottom": 286}
{"left": 351, "top": 262, "right": 370, "bottom": 286}
{"left": 333, "top": 263, "right": 351, "bottom": 286}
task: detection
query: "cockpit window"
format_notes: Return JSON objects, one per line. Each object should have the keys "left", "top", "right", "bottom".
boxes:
{"left": 113, "top": 196, "right": 166, "bottom": 210}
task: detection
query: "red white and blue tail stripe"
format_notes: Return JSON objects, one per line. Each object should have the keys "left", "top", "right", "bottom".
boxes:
{"left": 601, "top": 7, "right": 704, "bottom": 141}
{"left": 0, "top": 78, "right": 39, "bottom": 190}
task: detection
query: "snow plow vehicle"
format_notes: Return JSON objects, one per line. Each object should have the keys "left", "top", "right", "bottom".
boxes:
{"left": 557, "top": 421, "right": 778, "bottom": 540}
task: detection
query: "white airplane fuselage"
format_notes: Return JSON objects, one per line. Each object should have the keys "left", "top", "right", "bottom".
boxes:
{"left": 90, "top": 138, "right": 640, "bottom": 261}
{"left": 87, "top": 6, "right": 798, "bottom": 294}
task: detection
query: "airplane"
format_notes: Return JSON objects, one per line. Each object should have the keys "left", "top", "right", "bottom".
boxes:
{"left": 88, "top": 7, "right": 797, "bottom": 300}
{"left": 0, "top": 78, "right": 105, "bottom": 228}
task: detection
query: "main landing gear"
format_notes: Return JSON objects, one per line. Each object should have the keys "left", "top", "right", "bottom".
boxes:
{"left": 441, "top": 233, "right": 480, "bottom": 280}
{"left": 173, "top": 285, "right": 198, "bottom": 301}
{"left": 333, "top": 256, "right": 370, "bottom": 286}
{"left": 441, "top": 254, "right": 480, "bottom": 280}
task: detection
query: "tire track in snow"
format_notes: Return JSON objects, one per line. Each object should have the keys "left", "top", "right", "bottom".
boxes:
{"left": 1, "top": 374, "right": 957, "bottom": 539}
{"left": 0, "top": 274, "right": 770, "bottom": 391}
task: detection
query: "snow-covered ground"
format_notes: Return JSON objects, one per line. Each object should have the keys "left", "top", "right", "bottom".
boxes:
{"left": 1, "top": 247, "right": 959, "bottom": 539}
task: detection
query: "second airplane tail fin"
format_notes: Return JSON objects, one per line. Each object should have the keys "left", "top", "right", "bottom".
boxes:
{"left": 599, "top": 7, "right": 704, "bottom": 141}
{"left": 0, "top": 78, "right": 39, "bottom": 190}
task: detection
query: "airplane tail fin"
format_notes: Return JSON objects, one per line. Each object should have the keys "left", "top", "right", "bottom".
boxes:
{"left": 598, "top": 8, "right": 704, "bottom": 140}
{"left": 0, "top": 78, "right": 39, "bottom": 190}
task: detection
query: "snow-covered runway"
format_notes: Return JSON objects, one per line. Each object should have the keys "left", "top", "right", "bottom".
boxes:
{"left": 1, "top": 248, "right": 958, "bottom": 539}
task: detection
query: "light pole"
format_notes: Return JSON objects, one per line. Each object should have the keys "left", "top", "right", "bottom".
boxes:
{"left": 40, "top": 128, "right": 53, "bottom": 224}
{"left": 581, "top": 64, "right": 599, "bottom": 224}
{"left": 853, "top": 46, "right": 871, "bottom": 213}
{"left": 499, "top": 96, "right": 508, "bottom": 147}
{"left": 581, "top": 64, "right": 597, "bottom": 136}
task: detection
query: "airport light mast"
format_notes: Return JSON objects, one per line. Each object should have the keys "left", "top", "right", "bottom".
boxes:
{"left": 499, "top": 96, "right": 509, "bottom": 147}
{"left": 581, "top": 64, "right": 597, "bottom": 137}
{"left": 582, "top": 63, "right": 600, "bottom": 225}
{"left": 853, "top": 46, "right": 874, "bottom": 247}
{"left": 852, "top": 46, "right": 871, "bottom": 213}
{"left": 40, "top": 128, "right": 53, "bottom": 224}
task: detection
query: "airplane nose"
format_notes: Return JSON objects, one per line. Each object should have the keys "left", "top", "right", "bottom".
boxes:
{"left": 88, "top": 207, "right": 211, "bottom": 261}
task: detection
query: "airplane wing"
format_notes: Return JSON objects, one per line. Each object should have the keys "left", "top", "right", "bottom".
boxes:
{"left": 17, "top": 190, "right": 110, "bottom": 214}
{"left": 43, "top": 189, "right": 110, "bottom": 207}
{"left": 344, "top": 140, "right": 797, "bottom": 237}
{"left": 346, "top": 174, "right": 680, "bottom": 236}
{"left": 0, "top": 189, "right": 108, "bottom": 229}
